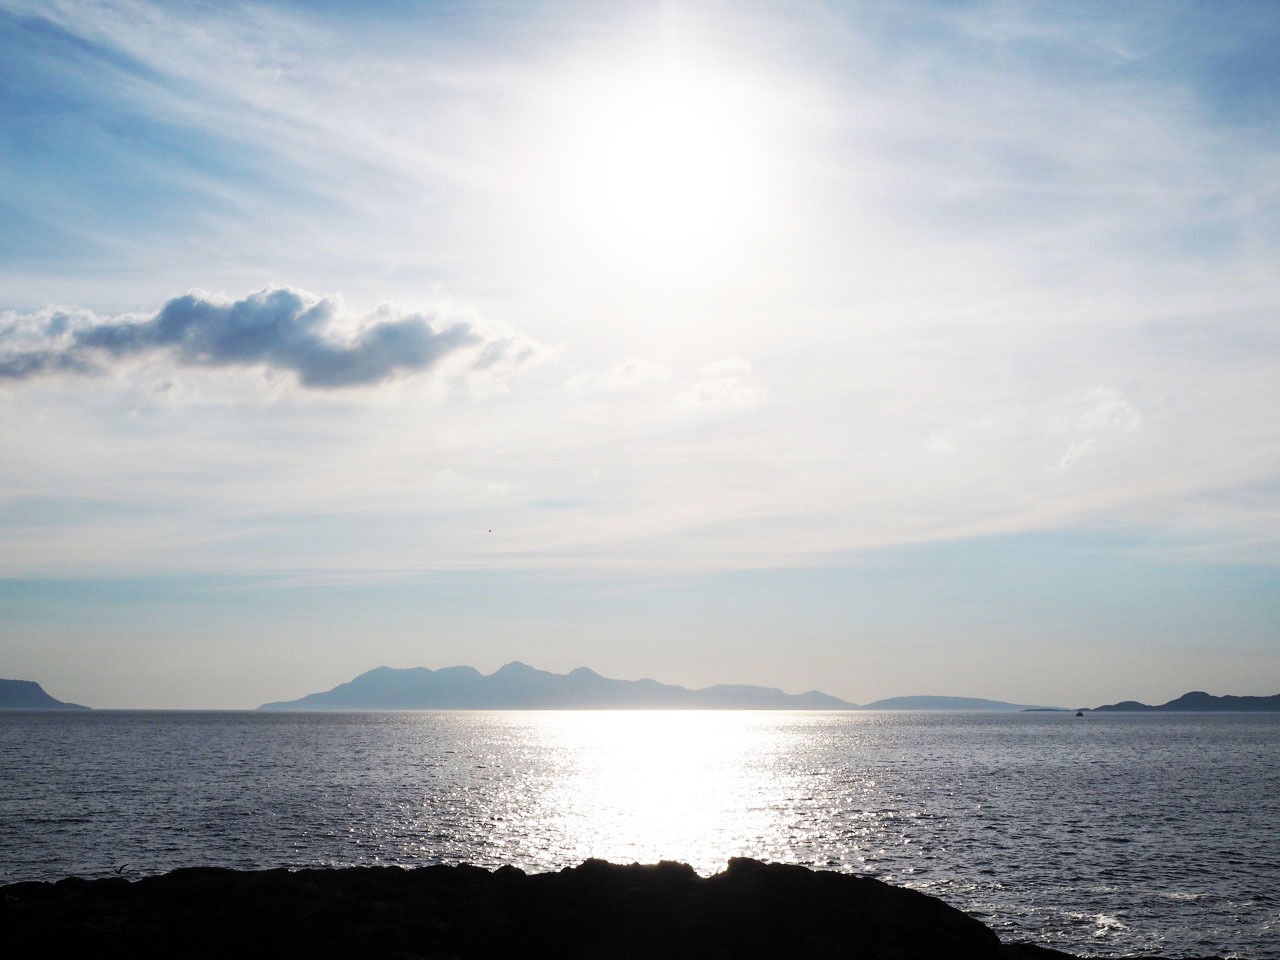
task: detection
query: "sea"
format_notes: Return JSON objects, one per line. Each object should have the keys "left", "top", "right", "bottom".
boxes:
{"left": 1, "top": 709, "right": 1276, "bottom": 958}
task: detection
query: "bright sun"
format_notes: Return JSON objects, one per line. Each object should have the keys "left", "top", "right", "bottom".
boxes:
{"left": 574, "top": 68, "right": 745, "bottom": 244}
{"left": 530, "top": 40, "right": 778, "bottom": 270}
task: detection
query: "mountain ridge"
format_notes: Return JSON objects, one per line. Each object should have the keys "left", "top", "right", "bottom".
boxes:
{"left": 259, "top": 662, "right": 857, "bottom": 711}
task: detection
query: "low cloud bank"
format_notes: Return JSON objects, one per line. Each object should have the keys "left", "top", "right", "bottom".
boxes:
{"left": 0, "top": 287, "right": 543, "bottom": 390}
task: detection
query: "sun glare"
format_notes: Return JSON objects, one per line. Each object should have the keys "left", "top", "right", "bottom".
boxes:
{"left": 578, "top": 70, "right": 743, "bottom": 242}
{"left": 528, "top": 711, "right": 797, "bottom": 870}
{"left": 529, "top": 41, "right": 780, "bottom": 271}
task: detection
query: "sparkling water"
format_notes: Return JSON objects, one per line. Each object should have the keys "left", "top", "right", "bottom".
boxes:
{"left": 1, "top": 709, "right": 1276, "bottom": 958}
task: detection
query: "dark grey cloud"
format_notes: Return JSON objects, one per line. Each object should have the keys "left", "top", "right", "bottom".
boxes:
{"left": 0, "top": 350, "right": 96, "bottom": 379}
{"left": 0, "top": 287, "right": 536, "bottom": 389}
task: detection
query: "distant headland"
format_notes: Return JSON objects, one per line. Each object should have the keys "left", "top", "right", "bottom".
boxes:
{"left": 0, "top": 678, "right": 90, "bottom": 711}
{"left": 859, "top": 695, "right": 1054, "bottom": 711}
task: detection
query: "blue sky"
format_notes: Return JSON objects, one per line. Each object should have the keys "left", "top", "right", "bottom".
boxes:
{"left": 1, "top": 0, "right": 1277, "bottom": 708}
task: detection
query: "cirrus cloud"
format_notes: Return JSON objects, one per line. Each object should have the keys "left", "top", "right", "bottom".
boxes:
{"left": 1054, "top": 385, "right": 1142, "bottom": 471}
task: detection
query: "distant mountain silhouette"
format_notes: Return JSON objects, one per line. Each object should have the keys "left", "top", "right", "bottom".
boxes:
{"left": 258, "top": 662, "right": 858, "bottom": 711}
{"left": 1093, "top": 690, "right": 1280, "bottom": 712}
{"left": 0, "top": 678, "right": 90, "bottom": 710}
{"left": 860, "top": 695, "right": 1055, "bottom": 711}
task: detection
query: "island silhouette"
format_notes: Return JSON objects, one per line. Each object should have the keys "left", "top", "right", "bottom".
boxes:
{"left": 258, "top": 663, "right": 1061, "bottom": 712}
{"left": 258, "top": 661, "right": 856, "bottom": 711}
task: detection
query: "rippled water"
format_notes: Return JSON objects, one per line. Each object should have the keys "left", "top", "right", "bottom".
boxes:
{"left": 1, "top": 710, "right": 1276, "bottom": 958}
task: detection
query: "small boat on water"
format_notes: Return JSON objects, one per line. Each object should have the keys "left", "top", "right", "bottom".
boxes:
{"left": 1075, "top": 710, "right": 1085, "bottom": 717}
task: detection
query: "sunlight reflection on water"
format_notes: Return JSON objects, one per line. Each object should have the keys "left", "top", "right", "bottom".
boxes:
{"left": 3, "top": 709, "right": 1278, "bottom": 958}
{"left": 524, "top": 711, "right": 802, "bottom": 869}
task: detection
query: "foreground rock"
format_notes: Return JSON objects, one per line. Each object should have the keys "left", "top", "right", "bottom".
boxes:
{"left": 0, "top": 858, "right": 1234, "bottom": 960}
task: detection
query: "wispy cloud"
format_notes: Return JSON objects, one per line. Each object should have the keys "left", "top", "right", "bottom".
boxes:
{"left": 1053, "top": 386, "right": 1142, "bottom": 471}
{"left": 0, "top": 287, "right": 547, "bottom": 391}
{"left": 1057, "top": 437, "right": 1097, "bottom": 472}
{"left": 564, "top": 358, "right": 671, "bottom": 393}
{"left": 673, "top": 358, "right": 766, "bottom": 412}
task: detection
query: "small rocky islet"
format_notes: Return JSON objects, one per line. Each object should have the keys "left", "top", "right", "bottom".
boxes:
{"left": 0, "top": 857, "right": 1239, "bottom": 960}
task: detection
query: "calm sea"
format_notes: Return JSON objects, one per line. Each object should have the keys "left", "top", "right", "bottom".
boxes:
{"left": 1, "top": 710, "right": 1276, "bottom": 958}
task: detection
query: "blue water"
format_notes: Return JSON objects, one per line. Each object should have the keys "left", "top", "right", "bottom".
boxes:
{"left": 1, "top": 710, "right": 1276, "bottom": 958}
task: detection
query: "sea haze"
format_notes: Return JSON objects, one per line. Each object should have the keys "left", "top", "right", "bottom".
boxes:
{"left": 2, "top": 710, "right": 1277, "bottom": 958}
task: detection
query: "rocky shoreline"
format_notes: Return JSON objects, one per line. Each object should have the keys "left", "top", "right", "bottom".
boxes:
{"left": 0, "top": 858, "right": 1239, "bottom": 959}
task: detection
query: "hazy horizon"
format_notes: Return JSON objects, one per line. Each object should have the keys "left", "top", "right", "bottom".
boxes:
{"left": 8, "top": 654, "right": 1274, "bottom": 713}
{"left": 2, "top": 1, "right": 1278, "bottom": 710}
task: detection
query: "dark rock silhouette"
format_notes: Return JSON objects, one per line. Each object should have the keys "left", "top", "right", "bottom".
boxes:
{"left": 0, "top": 859, "right": 1236, "bottom": 960}
{"left": 0, "top": 678, "right": 90, "bottom": 710}
{"left": 1093, "top": 690, "right": 1280, "bottom": 712}
{"left": 259, "top": 661, "right": 857, "bottom": 710}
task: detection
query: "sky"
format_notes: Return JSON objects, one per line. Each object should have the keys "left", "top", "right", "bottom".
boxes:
{"left": 1, "top": 0, "right": 1277, "bottom": 709}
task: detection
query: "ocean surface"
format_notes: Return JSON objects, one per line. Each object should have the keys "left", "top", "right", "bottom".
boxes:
{"left": 1, "top": 710, "right": 1276, "bottom": 958}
